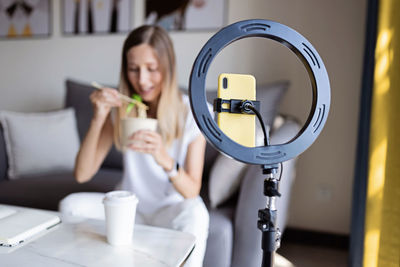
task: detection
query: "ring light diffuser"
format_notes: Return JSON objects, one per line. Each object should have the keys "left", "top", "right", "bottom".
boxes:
{"left": 189, "top": 19, "right": 331, "bottom": 165}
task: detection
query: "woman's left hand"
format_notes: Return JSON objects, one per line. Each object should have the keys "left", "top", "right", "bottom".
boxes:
{"left": 128, "top": 130, "right": 172, "bottom": 170}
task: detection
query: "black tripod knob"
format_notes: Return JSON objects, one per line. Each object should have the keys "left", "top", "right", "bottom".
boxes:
{"left": 264, "top": 179, "right": 281, "bottom": 197}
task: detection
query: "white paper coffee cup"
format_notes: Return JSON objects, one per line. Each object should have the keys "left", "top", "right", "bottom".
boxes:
{"left": 103, "top": 191, "right": 138, "bottom": 246}
{"left": 121, "top": 117, "right": 158, "bottom": 147}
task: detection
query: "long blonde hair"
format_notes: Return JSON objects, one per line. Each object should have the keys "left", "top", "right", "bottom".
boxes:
{"left": 114, "top": 25, "right": 186, "bottom": 149}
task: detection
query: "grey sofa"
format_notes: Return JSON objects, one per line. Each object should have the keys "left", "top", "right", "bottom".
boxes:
{"left": 0, "top": 79, "right": 299, "bottom": 267}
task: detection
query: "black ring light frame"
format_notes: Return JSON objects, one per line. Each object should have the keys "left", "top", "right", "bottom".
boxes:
{"left": 189, "top": 19, "right": 330, "bottom": 165}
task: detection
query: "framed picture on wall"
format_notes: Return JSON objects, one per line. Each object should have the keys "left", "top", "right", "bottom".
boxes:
{"left": 0, "top": 0, "right": 51, "bottom": 39}
{"left": 62, "top": 0, "right": 131, "bottom": 35}
{"left": 145, "top": 0, "right": 227, "bottom": 31}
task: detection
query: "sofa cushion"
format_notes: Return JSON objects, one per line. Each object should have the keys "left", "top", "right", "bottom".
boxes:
{"left": 0, "top": 168, "right": 122, "bottom": 211}
{"left": 65, "top": 79, "right": 123, "bottom": 170}
{"left": 0, "top": 125, "right": 7, "bottom": 181}
{"left": 0, "top": 108, "right": 80, "bottom": 179}
{"left": 204, "top": 208, "right": 234, "bottom": 267}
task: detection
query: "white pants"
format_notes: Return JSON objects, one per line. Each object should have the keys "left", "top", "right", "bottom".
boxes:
{"left": 59, "top": 193, "right": 209, "bottom": 267}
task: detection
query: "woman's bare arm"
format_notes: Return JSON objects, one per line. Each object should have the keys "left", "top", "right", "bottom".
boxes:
{"left": 74, "top": 115, "right": 114, "bottom": 183}
{"left": 74, "top": 88, "right": 121, "bottom": 183}
{"left": 169, "top": 135, "right": 206, "bottom": 198}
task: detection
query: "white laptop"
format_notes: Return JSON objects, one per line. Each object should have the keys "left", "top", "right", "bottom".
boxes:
{"left": 0, "top": 205, "right": 61, "bottom": 247}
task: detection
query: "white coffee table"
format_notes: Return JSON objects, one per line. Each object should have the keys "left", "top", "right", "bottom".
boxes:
{"left": 0, "top": 205, "right": 195, "bottom": 267}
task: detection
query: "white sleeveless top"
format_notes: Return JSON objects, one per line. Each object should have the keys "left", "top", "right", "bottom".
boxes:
{"left": 120, "top": 95, "right": 202, "bottom": 215}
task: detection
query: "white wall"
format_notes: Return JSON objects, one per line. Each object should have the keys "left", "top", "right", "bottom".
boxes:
{"left": 241, "top": 0, "right": 367, "bottom": 234}
{"left": 0, "top": 0, "right": 367, "bottom": 234}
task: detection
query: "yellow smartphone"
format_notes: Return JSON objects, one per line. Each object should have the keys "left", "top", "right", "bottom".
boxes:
{"left": 217, "top": 73, "right": 256, "bottom": 147}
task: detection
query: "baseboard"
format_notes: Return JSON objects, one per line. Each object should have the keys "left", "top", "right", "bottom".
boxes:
{"left": 282, "top": 227, "right": 349, "bottom": 250}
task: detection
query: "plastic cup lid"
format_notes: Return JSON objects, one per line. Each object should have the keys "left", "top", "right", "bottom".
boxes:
{"left": 103, "top": 190, "right": 138, "bottom": 204}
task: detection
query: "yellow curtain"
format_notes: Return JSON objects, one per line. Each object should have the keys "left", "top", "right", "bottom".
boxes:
{"left": 364, "top": 0, "right": 400, "bottom": 266}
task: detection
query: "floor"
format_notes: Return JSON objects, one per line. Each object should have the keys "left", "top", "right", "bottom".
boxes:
{"left": 277, "top": 242, "right": 348, "bottom": 267}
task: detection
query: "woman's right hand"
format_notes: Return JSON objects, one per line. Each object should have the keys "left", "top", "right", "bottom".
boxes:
{"left": 90, "top": 88, "right": 122, "bottom": 121}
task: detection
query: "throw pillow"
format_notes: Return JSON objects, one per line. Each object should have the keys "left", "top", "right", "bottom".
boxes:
{"left": 257, "top": 81, "right": 289, "bottom": 127}
{"left": 208, "top": 81, "right": 289, "bottom": 208}
{"left": 0, "top": 108, "right": 80, "bottom": 179}
{"left": 208, "top": 153, "right": 248, "bottom": 208}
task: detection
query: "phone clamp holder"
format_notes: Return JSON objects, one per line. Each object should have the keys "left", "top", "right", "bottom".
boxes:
{"left": 188, "top": 19, "right": 331, "bottom": 267}
{"left": 214, "top": 98, "right": 260, "bottom": 114}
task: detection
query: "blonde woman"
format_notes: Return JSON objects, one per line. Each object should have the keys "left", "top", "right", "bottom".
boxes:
{"left": 60, "top": 25, "right": 209, "bottom": 267}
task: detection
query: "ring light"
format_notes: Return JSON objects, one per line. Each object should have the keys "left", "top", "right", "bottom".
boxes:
{"left": 189, "top": 19, "right": 331, "bottom": 165}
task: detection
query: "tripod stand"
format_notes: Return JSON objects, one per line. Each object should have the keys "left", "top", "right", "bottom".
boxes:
{"left": 258, "top": 165, "right": 282, "bottom": 267}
